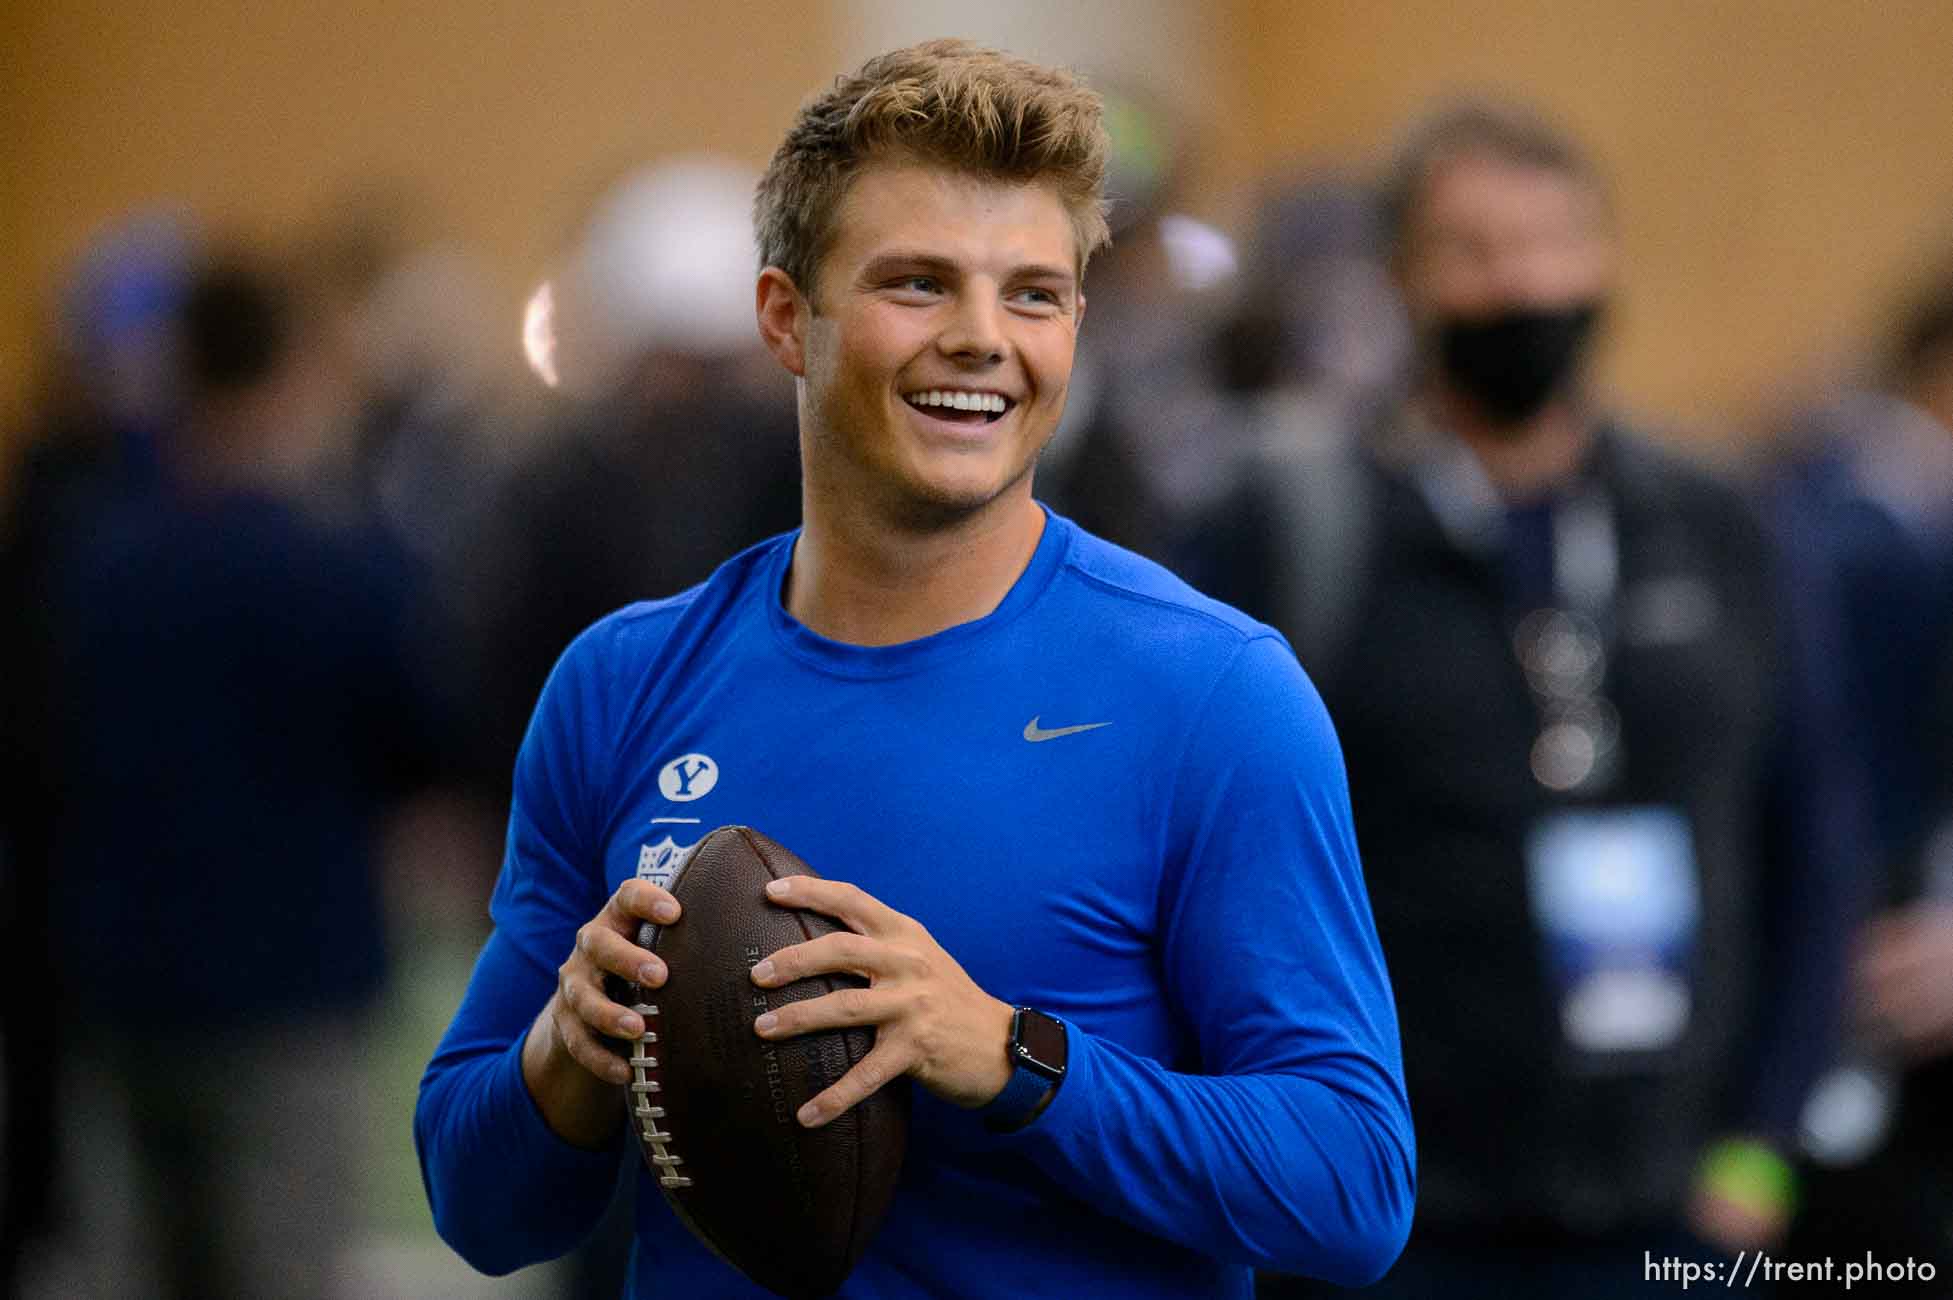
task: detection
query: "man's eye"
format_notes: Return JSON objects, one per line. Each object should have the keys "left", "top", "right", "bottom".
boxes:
{"left": 899, "top": 276, "right": 939, "bottom": 294}
{"left": 1014, "top": 287, "right": 1062, "bottom": 309}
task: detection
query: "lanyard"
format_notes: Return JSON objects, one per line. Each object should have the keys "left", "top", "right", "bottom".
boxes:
{"left": 1520, "top": 487, "right": 1623, "bottom": 794}
{"left": 1405, "top": 426, "right": 1626, "bottom": 794}
{"left": 1413, "top": 435, "right": 1624, "bottom": 796}
{"left": 1551, "top": 487, "right": 1619, "bottom": 622}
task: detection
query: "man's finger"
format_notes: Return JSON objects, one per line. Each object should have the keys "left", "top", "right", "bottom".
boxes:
{"left": 763, "top": 873, "right": 902, "bottom": 936}
{"left": 752, "top": 930, "right": 892, "bottom": 987}
{"left": 556, "top": 1002, "right": 634, "bottom": 1085}
{"left": 795, "top": 1040, "right": 907, "bottom": 1128}
{"left": 754, "top": 983, "right": 887, "bottom": 1040}
{"left": 613, "top": 879, "right": 682, "bottom": 927}
{"left": 562, "top": 966, "right": 650, "bottom": 1041}
{"left": 578, "top": 922, "right": 669, "bottom": 987}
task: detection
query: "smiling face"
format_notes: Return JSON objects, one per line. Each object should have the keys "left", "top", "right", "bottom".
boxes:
{"left": 758, "top": 162, "right": 1084, "bottom": 530}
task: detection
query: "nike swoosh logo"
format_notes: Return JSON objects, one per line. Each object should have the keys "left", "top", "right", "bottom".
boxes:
{"left": 1023, "top": 716, "right": 1113, "bottom": 742}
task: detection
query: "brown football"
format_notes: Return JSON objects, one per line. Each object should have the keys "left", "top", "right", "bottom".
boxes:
{"left": 607, "top": 825, "right": 909, "bottom": 1299}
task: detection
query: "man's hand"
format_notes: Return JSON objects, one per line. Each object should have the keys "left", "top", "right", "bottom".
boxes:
{"left": 1857, "top": 901, "right": 1953, "bottom": 1063}
{"left": 1685, "top": 1184, "right": 1788, "bottom": 1256}
{"left": 520, "top": 878, "right": 682, "bottom": 1147}
{"left": 750, "top": 874, "right": 1015, "bottom": 1128}
{"left": 1687, "top": 1138, "right": 1794, "bottom": 1255}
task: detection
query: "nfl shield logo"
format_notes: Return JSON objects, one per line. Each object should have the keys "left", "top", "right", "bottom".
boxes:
{"left": 636, "top": 836, "right": 686, "bottom": 889}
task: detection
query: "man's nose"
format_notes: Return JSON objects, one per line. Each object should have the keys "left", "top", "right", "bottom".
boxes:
{"left": 1481, "top": 243, "right": 1546, "bottom": 300}
{"left": 938, "top": 287, "right": 1005, "bottom": 364}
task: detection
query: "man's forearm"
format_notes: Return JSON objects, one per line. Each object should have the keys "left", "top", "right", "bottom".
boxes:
{"left": 416, "top": 930, "right": 628, "bottom": 1274}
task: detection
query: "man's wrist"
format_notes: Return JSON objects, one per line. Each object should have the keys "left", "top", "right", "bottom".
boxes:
{"left": 521, "top": 1001, "right": 626, "bottom": 1150}
{"left": 979, "top": 996, "right": 1016, "bottom": 1103}
{"left": 983, "top": 1006, "right": 1068, "bottom": 1133}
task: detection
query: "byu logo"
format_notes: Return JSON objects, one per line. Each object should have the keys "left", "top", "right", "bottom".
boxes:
{"left": 658, "top": 752, "right": 719, "bottom": 802}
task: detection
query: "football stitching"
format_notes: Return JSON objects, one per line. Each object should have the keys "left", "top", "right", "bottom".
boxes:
{"left": 627, "top": 1002, "right": 692, "bottom": 1188}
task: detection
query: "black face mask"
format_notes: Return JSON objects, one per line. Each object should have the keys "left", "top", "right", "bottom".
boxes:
{"left": 1434, "top": 301, "right": 1603, "bottom": 426}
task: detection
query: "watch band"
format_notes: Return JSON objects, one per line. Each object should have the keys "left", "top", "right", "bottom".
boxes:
{"left": 988, "top": 1056, "right": 1054, "bottom": 1123}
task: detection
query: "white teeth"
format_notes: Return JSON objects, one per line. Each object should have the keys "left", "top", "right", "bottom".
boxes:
{"left": 907, "top": 389, "right": 1008, "bottom": 413}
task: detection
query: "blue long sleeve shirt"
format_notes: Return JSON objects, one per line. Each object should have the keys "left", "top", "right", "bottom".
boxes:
{"left": 416, "top": 510, "right": 1413, "bottom": 1296}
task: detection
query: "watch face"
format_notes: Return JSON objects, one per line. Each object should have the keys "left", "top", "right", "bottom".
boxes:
{"left": 1015, "top": 1008, "right": 1068, "bottom": 1079}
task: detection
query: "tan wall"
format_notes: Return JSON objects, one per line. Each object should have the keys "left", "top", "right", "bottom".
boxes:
{"left": 1226, "top": 0, "right": 1953, "bottom": 439}
{"left": 2, "top": 3, "right": 35, "bottom": 443}
{"left": 1, "top": 1, "right": 837, "bottom": 464}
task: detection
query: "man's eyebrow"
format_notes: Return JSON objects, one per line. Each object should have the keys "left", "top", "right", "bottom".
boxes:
{"left": 859, "top": 252, "right": 957, "bottom": 280}
{"left": 860, "top": 252, "right": 1077, "bottom": 289}
{"left": 1012, "top": 262, "right": 1078, "bottom": 289}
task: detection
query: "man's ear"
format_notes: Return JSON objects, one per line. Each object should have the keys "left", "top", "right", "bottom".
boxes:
{"left": 756, "top": 267, "right": 809, "bottom": 377}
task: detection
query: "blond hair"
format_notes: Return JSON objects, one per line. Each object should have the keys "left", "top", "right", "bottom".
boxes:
{"left": 755, "top": 39, "right": 1111, "bottom": 301}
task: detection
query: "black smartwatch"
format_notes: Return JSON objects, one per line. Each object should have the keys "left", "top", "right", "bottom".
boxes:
{"left": 984, "top": 1006, "right": 1068, "bottom": 1133}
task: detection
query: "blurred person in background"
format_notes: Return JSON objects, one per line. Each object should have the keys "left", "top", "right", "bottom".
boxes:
{"left": 18, "top": 248, "right": 457, "bottom": 1299}
{"left": 25, "top": 211, "right": 205, "bottom": 489}
{"left": 298, "top": 189, "right": 533, "bottom": 974}
{"left": 1, "top": 212, "right": 201, "bottom": 1291}
{"left": 1212, "top": 174, "right": 1409, "bottom": 433}
{"left": 1203, "top": 100, "right": 1861, "bottom": 1298}
{"left": 1767, "top": 272, "right": 1953, "bottom": 1287}
{"left": 1178, "top": 177, "right": 1409, "bottom": 643}
{"left": 1036, "top": 84, "right": 1245, "bottom": 561}
{"left": 303, "top": 188, "right": 538, "bottom": 587}
{"left": 466, "top": 156, "right": 801, "bottom": 818}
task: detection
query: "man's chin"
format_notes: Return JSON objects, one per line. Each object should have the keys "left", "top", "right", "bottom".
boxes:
{"left": 887, "top": 464, "right": 1037, "bottom": 532}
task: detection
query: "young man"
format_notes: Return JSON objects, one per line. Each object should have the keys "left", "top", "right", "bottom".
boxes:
{"left": 416, "top": 40, "right": 1412, "bottom": 1297}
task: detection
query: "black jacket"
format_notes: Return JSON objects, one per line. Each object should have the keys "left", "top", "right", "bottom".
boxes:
{"left": 1202, "top": 418, "right": 1855, "bottom": 1238}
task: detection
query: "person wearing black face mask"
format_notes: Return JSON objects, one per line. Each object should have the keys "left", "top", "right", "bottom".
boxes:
{"left": 1195, "top": 100, "right": 1864, "bottom": 1300}
{"left": 1390, "top": 102, "right": 1615, "bottom": 490}
{"left": 1434, "top": 299, "right": 1604, "bottom": 427}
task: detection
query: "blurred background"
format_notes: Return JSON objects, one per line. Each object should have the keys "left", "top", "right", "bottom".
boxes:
{"left": 8, "top": 0, "right": 1953, "bottom": 451}
{"left": 5, "top": 1, "right": 1953, "bottom": 1296}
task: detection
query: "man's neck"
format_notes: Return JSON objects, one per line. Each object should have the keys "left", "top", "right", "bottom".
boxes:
{"left": 786, "top": 487, "right": 1047, "bottom": 647}
{"left": 1423, "top": 384, "right": 1595, "bottom": 503}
